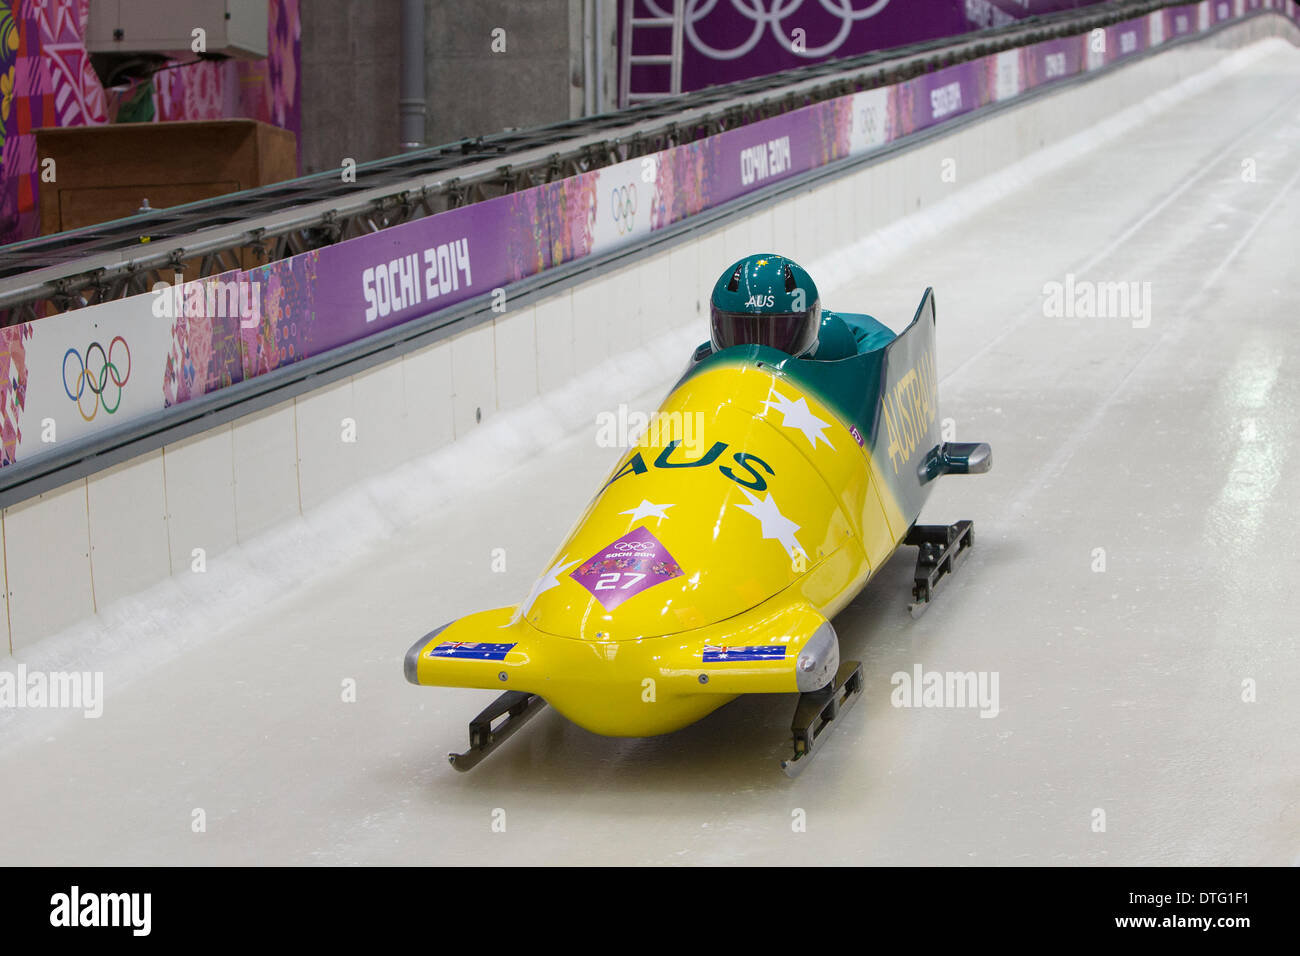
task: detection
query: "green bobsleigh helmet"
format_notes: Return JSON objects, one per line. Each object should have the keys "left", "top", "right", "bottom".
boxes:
{"left": 709, "top": 254, "right": 822, "bottom": 357}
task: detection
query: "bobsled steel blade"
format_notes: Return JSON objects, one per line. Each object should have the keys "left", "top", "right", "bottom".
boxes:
{"left": 780, "top": 661, "right": 864, "bottom": 778}
{"left": 904, "top": 520, "right": 975, "bottom": 618}
{"left": 448, "top": 690, "right": 547, "bottom": 772}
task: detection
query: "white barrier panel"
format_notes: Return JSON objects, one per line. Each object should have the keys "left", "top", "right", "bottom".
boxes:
{"left": 162, "top": 426, "right": 238, "bottom": 580}
{"left": 232, "top": 402, "right": 301, "bottom": 542}
{"left": 5, "top": 482, "right": 95, "bottom": 650}
{"left": 86, "top": 451, "right": 171, "bottom": 609}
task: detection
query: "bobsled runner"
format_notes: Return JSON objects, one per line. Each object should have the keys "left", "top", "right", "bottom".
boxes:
{"left": 405, "top": 284, "right": 990, "bottom": 775}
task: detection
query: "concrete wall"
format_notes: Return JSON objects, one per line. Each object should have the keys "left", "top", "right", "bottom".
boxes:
{"left": 299, "top": 0, "right": 402, "bottom": 174}
{"left": 423, "top": 0, "right": 584, "bottom": 146}
{"left": 298, "top": 0, "right": 617, "bottom": 166}
{"left": 4, "top": 15, "right": 1294, "bottom": 653}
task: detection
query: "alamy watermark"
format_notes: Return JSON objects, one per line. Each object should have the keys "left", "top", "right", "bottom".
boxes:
{"left": 0, "top": 665, "right": 103, "bottom": 719}
{"left": 595, "top": 403, "right": 706, "bottom": 456}
{"left": 890, "top": 664, "right": 1000, "bottom": 718}
{"left": 151, "top": 272, "right": 263, "bottom": 329}
{"left": 50, "top": 886, "right": 150, "bottom": 936}
{"left": 1042, "top": 273, "right": 1152, "bottom": 328}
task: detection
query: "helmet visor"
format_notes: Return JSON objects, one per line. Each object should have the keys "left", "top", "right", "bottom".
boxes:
{"left": 710, "top": 303, "right": 820, "bottom": 357}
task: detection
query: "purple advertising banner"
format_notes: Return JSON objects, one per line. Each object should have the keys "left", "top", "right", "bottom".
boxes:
{"left": 708, "top": 108, "right": 820, "bottom": 205}
{"left": 898, "top": 62, "right": 981, "bottom": 136}
{"left": 163, "top": 270, "right": 247, "bottom": 407}
{"left": 313, "top": 189, "right": 545, "bottom": 348}
{"left": 232, "top": 187, "right": 553, "bottom": 378}
{"left": 544, "top": 172, "right": 600, "bottom": 266}
{"left": 1107, "top": 18, "right": 1151, "bottom": 63}
{"left": 650, "top": 140, "right": 719, "bottom": 229}
{"left": 1164, "top": 4, "right": 1202, "bottom": 38}
{"left": 241, "top": 249, "right": 321, "bottom": 378}
{"left": 1022, "top": 36, "right": 1085, "bottom": 89}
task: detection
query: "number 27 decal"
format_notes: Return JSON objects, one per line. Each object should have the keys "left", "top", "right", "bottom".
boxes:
{"left": 594, "top": 572, "right": 646, "bottom": 591}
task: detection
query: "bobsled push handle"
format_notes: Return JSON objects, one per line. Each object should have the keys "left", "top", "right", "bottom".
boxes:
{"left": 941, "top": 442, "right": 991, "bottom": 474}
{"left": 919, "top": 441, "right": 992, "bottom": 483}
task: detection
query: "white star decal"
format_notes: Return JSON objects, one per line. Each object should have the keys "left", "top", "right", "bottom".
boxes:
{"left": 508, "top": 554, "right": 579, "bottom": 624}
{"left": 733, "top": 488, "right": 806, "bottom": 560}
{"left": 620, "top": 499, "right": 674, "bottom": 523}
{"left": 762, "top": 388, "right": 833, "bottom": 450}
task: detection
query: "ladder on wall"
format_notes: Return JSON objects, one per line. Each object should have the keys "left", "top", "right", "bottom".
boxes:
{"left": 620, "top": 0, "right": 685, "bottom": 108}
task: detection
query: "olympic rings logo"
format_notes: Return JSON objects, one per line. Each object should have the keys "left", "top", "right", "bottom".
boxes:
{"left": 641, "top": 0, "right": 892, "bottom": 62}
{"left": 63, "top": 336, "right": 132, "bottom": 422}
{"left": 611, "top": 183, "right": 638, "bottom": 234}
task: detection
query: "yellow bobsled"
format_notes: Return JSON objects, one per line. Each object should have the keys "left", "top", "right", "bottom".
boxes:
{"left": 405, "top": 287, "right": 990, "bottom": 774}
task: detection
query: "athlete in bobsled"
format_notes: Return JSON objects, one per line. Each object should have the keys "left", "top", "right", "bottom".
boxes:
{"left": 706, "top": 253, "right": 895, "bottom": 362}
{"left": 405, "top": 253, "right": 991, "bottom": 775}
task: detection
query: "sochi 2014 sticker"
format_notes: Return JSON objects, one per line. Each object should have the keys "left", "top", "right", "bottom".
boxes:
{"left": 571, "top": 525, "right": 683, "bottom": 611}
{"left": 429, "top": 642, "right": 516, "bottom": 661}
{"left": 702, "top": 645, "right": 787, "bottom": 662}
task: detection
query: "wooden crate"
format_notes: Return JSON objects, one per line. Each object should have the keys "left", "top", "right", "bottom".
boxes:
{"left": 35, "top": 119, "right": 298, "bottom": 235}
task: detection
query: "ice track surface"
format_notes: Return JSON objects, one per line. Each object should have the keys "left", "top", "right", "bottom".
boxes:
{"left": 3, "top": 41, "right": 1299, "bottom": 866}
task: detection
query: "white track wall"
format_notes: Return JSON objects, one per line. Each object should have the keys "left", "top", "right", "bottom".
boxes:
{"left": 5, "top": 13, "right": 1295, "bottom": 653}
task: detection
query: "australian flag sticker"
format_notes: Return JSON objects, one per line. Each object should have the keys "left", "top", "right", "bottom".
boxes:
{"left": 702, "top": 645, "right": 787, "bottom": 662}
{"left": 429, "top": 641, "right": 516, "bottom": 661}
